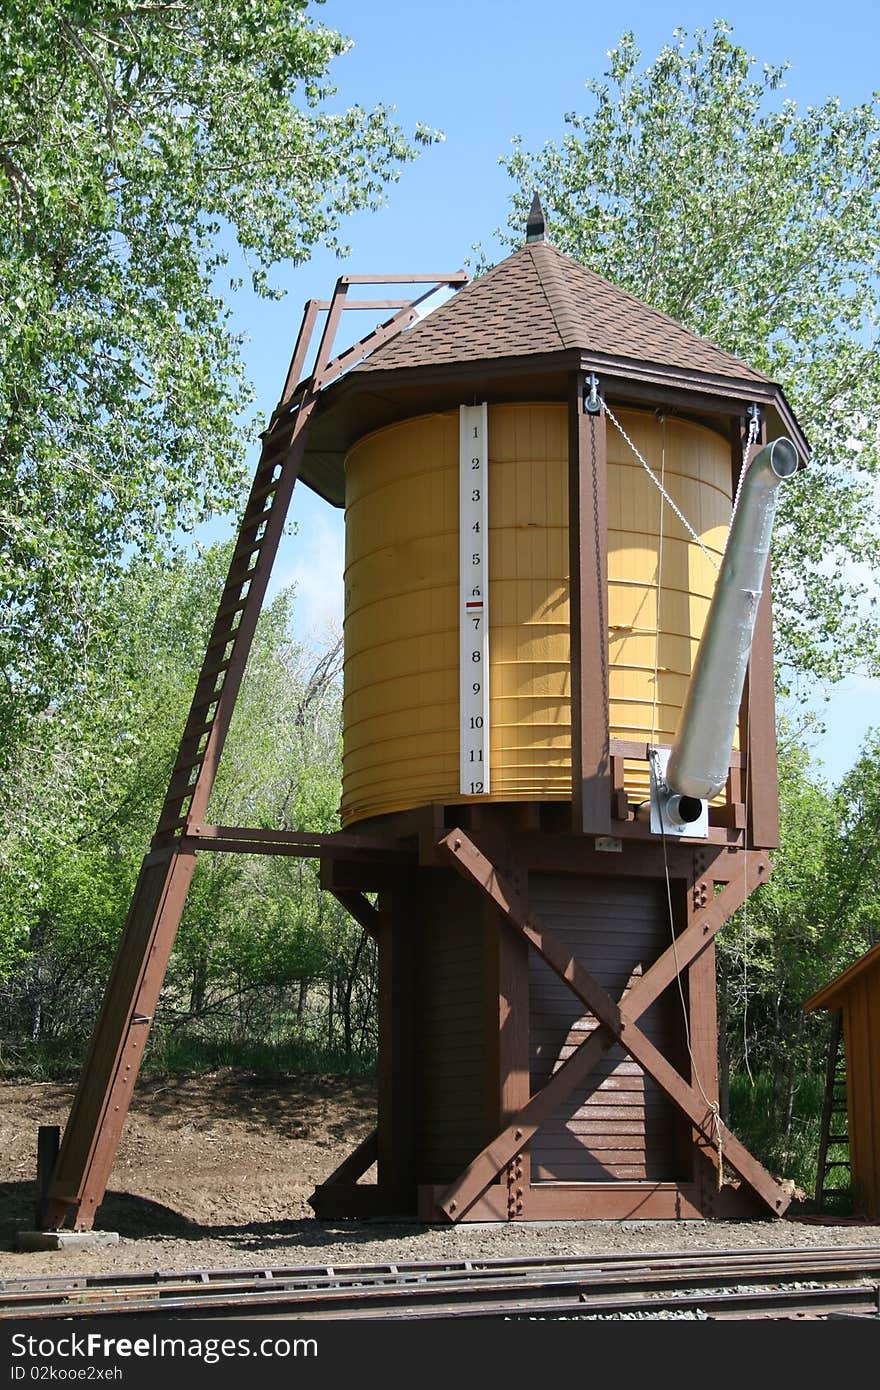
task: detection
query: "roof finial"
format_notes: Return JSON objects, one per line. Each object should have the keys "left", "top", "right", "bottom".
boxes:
{"left": 525, "top": 192, "right": 546, "bottom": 244}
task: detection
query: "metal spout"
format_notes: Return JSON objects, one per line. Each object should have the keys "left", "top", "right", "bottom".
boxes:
{"left": 665, "top": 436, "right": 798, "bottom": 802}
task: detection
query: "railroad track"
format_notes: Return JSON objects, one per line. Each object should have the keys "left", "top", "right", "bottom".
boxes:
{"left": 2, "top": 1245, "right": 880, "bottom": 1321}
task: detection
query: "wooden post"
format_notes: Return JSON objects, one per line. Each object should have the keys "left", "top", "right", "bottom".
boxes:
{"left": 568, "top": 373, "right": 610, "bottom": 834}
{"left": 686, "top": 855, "right": 722, "bottom": 1205}
{"left": 44, "top": 850, "right": 196, "bottom": 1230}
{"left": 733, "top": 415, "right": 780, "bottom": 849}
{"left": 745, "top": 569, "right": 781, "bottom": 848}
{"left": 377, "top": 882, "right": 417, "bottom": 1206}
{"left": 35, "top": 1125, "right": 61, "bottom": 1230}
{"left": 482, "top": 864, "right": 531, "bottom": 1217}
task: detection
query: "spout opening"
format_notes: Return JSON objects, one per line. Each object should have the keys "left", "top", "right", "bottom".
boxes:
{"left": 663, "top": 792, "right": 705, "bottom": 827}
{"left": 768, "top": 437, "right": 798, "bottom": 480}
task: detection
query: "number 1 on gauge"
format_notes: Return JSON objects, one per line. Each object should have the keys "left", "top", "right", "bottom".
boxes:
{"left": 460, "top": 404, "right": 489, "bottom": 795}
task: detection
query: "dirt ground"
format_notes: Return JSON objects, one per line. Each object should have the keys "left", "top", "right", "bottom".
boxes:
{"left": 2, "top": 1070, "right": 878, "bottom": 1281}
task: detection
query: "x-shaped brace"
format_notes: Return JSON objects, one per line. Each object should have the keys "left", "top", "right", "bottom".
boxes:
{"left": 438, "top": 830, "right": 789, "bottom": 1221}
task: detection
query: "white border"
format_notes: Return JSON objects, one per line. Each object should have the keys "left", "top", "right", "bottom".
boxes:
{"left": 459, "top": 404, "right": 490, "bottom": 795}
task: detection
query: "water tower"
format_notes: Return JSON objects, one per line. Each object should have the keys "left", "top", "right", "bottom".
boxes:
{"left": 39, "top": 202, "right": 807, "bottom": 1231}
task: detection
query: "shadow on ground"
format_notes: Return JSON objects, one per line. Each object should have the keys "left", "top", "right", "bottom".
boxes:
{"left": 0, "top": 1181, "right": 421, "bottom": 1254}
{"left": 126, "top": 1071, "right": 377, "bottom": 1143}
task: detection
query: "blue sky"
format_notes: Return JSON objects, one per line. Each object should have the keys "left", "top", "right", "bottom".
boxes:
{"left": 211, "top": 0, "right": 880, "bottom": 785}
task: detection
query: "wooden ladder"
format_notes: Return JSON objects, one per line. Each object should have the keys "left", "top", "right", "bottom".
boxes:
{"left": 42, "top": 270, "right": 467, "bottom": 1231}
{"left": 815, "top": 1009, "right": 850, "bottom": 1210}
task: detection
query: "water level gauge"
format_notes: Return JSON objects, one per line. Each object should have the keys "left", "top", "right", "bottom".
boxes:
{"left": 459, "top": 404, "right": 489, "bottom": 795}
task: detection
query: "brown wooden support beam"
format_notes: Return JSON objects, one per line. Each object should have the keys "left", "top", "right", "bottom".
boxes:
{"left": 438, "top": 829, "right": 785, "bottom": 1220}
{"left": 482, "top": 890, "right": 531, "bottom": 1214}
{"left": 709, "top": 802, "right": 747, "bottom": 831}
{"left": 310, "top": 1185, "right": 401, "bottom": 1220}
{"left": 318, "top": 1128, "right": 378, "bottom": 1188}
{"left": 733, "top": 414, "right": 780, "bottom": 849}
{"left": 313, "top": 299, "right": 412, "bottom": 311}
{"left": 568, "top": 376, "right": 610, "bottom": 834}
{"left": 279, "top": 298, "right": 321, "bottom": 408}
{"left": 438, "top": 1025, "right": 615, "bottom": 1223}
{"left": 309, "top": 279, "right": 349, "bottom": 389}
{"left": 330, "top": 889, "right": 380, "bottom": 941}
{"left": 45, "top": 850, "right": 196, "bottom": 1229}
{"left": 376, "top": 884, "right": 417, "bottom": 1199}
{"left": 423, "top": 1180, "right": 760, "bottom": 1222}
{"left": 35, "top": 1125, "right": 61, "bottom": 1230}
{"left": 685, "top": 853, "right": 722, "bottom": 1199}
{"left": 339, "top": 271, "right": 469, "bottom": 285}
{"left": 610, "top": 749, "right": 631, "bottom": 821}
{"left": 308, "top": 274, "right": 468, "bottom": 393}
{"left": 181, "top": 824, "right": 412, "bottom": 863}
{"left": 320, "top": 857, "right": 408, "bottom": 895}
{"left": 744, "top": 566, "right": 780, "bottom": 848}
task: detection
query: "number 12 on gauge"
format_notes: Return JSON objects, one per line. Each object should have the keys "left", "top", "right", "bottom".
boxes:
{"left": 460, "top": 403, "right": 489, "bottom": 795}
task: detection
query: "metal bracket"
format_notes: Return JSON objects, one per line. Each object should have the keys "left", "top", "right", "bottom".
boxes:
{"left": 746, "top": 402, "right": 762, "bottom": 428}
{"left": 648, "top": 747, "right": 709, "bottom": 839}
{"left": 583, "top": 374, "right": 602, "bottom": 415}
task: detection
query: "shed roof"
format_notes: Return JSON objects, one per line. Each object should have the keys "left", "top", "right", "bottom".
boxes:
{"left": 804, "top": 940, "right": 880, "bottom": 1012}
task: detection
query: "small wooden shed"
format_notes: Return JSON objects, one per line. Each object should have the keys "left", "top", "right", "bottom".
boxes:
{"left": 805, "top": 942, "right": 880, "bottom": 1217}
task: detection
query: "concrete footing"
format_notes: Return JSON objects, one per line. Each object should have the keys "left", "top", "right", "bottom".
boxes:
{"left": 15, "top": 1229, "right": 120, "bottom": 1252}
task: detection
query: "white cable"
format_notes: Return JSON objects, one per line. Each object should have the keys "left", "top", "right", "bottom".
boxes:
{"left": 604, "top": 402, "right": 719, "bottom": 571}
{"left": 651, "top": 748, "right": 725, "bottom": 1188}
{"left": 741, "top": 683, "right": 755, "bottom": 1085}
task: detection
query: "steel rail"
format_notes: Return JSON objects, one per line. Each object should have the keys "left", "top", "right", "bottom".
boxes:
{"left": 5, "top": 1243, "right": 880, "bottom": 1298}
{"left": 3, "top": 1247, "right": 879, "bottom": 1321}
{"left": 5, "top": 1247, "right": 880, "bottom": 1291}
{"left": 3, "top": 1279, "right": 878, "bottom": 1323}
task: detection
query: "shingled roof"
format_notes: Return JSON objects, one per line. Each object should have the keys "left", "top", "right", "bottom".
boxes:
{"left": 298, "top": 235, "right": 805, "bottom": 506}
{"left": 352, "top": 240, "right": 772, "bottom": 385}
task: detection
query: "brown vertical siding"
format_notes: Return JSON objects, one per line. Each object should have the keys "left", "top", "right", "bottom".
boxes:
{"left": 844, "top": 969, "right": 880, "bottom": 1216}
{"left": 414, "top": 871, "right": 486, "bottom": 1181}
{"left": 528, "top": 873, "right": 685, "bottom": 1181}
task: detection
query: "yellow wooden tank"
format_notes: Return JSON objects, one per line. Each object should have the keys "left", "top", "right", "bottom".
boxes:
{"left": 341, "top": 403, "right": 732, "bottom": 826}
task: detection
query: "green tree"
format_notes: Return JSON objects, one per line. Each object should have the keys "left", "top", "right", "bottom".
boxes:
{"left": 501, "top": 21, "right": 880, "bottom": 692}
{"left": 719, "top": 736, "right": 836, "bottom": 1130}
{"left": 0, "top": 544, "right": 353, "bottom": 1039}
{"left": 0, "top": 0, "right": 435, "bottom": 751}
{"left": 0, "top": 544, "right": 230, "bottom": 988}
{"left": 825, "top": 729, "right": 880, "bottom": 953}
{"left": 718, "top": 726, "right": 880, "bottom": 1169}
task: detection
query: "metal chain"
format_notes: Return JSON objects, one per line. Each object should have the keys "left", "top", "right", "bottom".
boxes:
{"left": 727, "top": 412, "right": 760, "bottom": 543}
{"left": 603, "top": 402, "right": 719, "bottom": 571}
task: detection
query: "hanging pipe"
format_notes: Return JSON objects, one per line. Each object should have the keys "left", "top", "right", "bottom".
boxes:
{"left": 664, "top": 436, "right": 799, "bottom": 805}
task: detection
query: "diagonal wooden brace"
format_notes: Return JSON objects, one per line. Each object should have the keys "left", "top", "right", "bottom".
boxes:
{"left": 319, "top": 1127, "right": 379, "bottom": 1188}
{"left": 439, "top": 829, "right": 787, "bottom": 1220}
{"left": 330, "top": 890, "right": 380, "bottom": 941}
